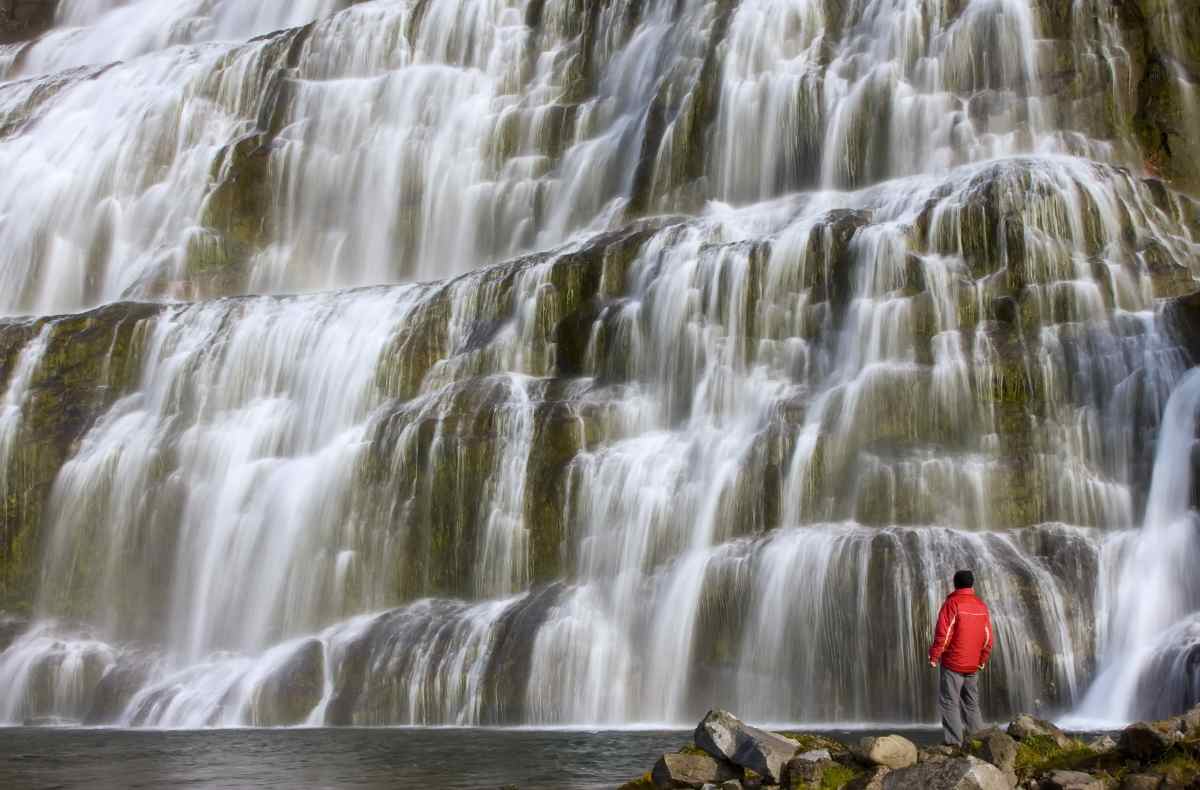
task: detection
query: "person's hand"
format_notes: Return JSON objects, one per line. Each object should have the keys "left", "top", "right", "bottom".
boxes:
{"left": 978, "top": 664, "right": 985, "bottom": 671}
{"left": 930, "top": 660, "right": 937, "bottom": 668}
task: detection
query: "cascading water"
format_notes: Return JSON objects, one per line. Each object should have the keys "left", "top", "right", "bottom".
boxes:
{"left": 0, "top": 0, "right": 1198, "bottom": 728}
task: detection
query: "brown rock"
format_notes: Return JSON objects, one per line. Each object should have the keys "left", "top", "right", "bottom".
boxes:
{"left": 1040, "top": 770, "right": 1103, "bottom": 790}
{"left": 857, "top": 735, "right": 919, "bottom": 769}
{"left": 1120, "top": 775, "right": 1162, "bottom": 790}
{"left": 1118, "top": 721, "right": 1175, "bottom": 761}
{"left": 973, "top": 728, "right": 1018, "bottom": 786}
{"left": 882, "top": 756, "right": 1009, "bottom": 790}
{"left": 652, "top": 752, "right": 739, "bottom": 789}
{"left": 845, "top": 766, "right": 890, "bottom": 790}
{"left": 1007, "top": 715, "right": 1074, "bottom": 749}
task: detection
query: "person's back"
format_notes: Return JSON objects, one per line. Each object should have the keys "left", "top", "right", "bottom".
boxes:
{"left": 928, "top": 570, "right": 993, "bottom": 745}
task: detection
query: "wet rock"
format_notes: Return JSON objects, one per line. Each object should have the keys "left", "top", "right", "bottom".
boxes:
{"left": 882, "top": 756, "right": 1009, "bottom": 790}
{"left": 694, "top": 709, "right": 798, "bottom": 783}
{"left": 0, "top": 613, "right": 27, "bottom": 651}
{"left": 1084, "top": 735, "right": 1115, "bottom": 752}
{"left": 0, "top": 0, "right": 57, "bottom": 44}
{"left": 784, "top": 758, "right": 826, "bottom": 787}
{"left": 1119, "top": 775, "right": 1162, "bottom": 790}
{"left": 1007, "top": 715, "right": 1074, "bottom": 749}
{"left": 1164, "top": 290, "right": 1200, "bottom": 364}
{"left": 84, "top": 656, "right": 153, "bottom": 724}
{"left": 699, "top": 781, "right": 743, "bottom": 790}
{"left": 249, "top": 638, "right": 325, "bottom": 726}
{"left": 972, "top": 728, "right": 1018, "bottom": 786}
{"left": 1180, "top": 704, "right": 1200, "bottom": 736}
{"left": 1039, "top": 770, "right": 1103, "bottom": 790}
{"left": 652, "top": 752, "right": 738, "bottom": 789}
{"left": 845, "top": 766, "right": 890, "bottom": 790}
{"left": 922, "top": 745, "right": 964, "bottom": 763}
{"left": 857, "top": 735, "right": 918, "bottom": 770}
{"left": 1118, "top": 721, "right": 1175, "bottom": 761}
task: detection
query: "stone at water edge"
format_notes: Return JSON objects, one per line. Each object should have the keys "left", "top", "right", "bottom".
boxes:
{"left": 1118, "top": 775, "right": 1162, "bottom": 790}
{"left": 1007, "top": 715, "right": 1075, "bottom": 750}
{"left": 693, "top": 709, "right": 798, "bottom": 784}
{"left": 699, "top": 781, "right": 743, "bottom": 790}
{"left": 881, "top": 756, "right": 1009, "bottom": 790}
{"left": 1117, "top": 721, "right": 1176, "bottom": 761}
{"left": 1085, "top": 735, "right": 1115, "bottom": 752}
{"left": 695, "top": 710, "right": 744, "bottom": 763}
{"left": 857, "top": 734, "right": 919, "bottom": 769}
{"left": 972, "top": 728, "right": 1018, "bottom": 788}
{"left": 1040, "top": 770, "right": 1104, "bottom": 790}
{"left": 652, "top": 752, "right": 738, "bottom": 789}
{"left": 784, "top": 753, "right": 832, "bottom": 787}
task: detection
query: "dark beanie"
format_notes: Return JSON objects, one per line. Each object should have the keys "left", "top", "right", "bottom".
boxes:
{"left": 954, "top": 570, "right": 974, "bottom": 589}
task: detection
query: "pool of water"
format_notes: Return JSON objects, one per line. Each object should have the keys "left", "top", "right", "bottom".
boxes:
{"left": 0, "top": 726, "right": 946, "bottom": 789}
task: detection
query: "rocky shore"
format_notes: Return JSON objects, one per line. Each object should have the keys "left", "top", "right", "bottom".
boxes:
{"left": 622, "top": 708, "right": 1200, "bottom": 790}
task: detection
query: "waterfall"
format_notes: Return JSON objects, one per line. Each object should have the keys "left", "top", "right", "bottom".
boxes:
{"left": 0, "top": 0, "right": 1199, "bottom": 728}
{"left": 1076, "top": 369, "right": 1200, "bottom": 724}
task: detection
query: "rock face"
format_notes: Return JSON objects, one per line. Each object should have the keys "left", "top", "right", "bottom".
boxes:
{"left": 694, "top": 709, "right": 798, "bottom": 783}
{"left": 0, "top": 0, "right": 56, "bottom": 44}
{"left": 1120, "top": 774, "right": 1163, "bottom": 790}
{"left": 651, "top": 752, "right": 738, "bottom": 789}
{"left": 858, "top": 735, "right": 919, "bottom": 770}
{"left": 1007, "top": 715, "right": 1075, "bottom": 750}
{"left": 972, "top": 728, "right": 1018, "bottom": 786}
{"left": 881, "top": 756, "right": 1010, "bottom": 790}
{"left": 1041, "top": 770, "right": 1104, "bottom": 790}
{"left": 1118, "top": 721, "right": 1176, "bottom": 761}
{"left": 249, "top": 639, "right": 325, "bottom": 726}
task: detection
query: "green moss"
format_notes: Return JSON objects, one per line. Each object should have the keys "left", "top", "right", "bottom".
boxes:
{"left": 1147, "top": 743, "right": 1200, "bottom": 785}
{"left": 820, "top": 764, "right": 862, "bottom": 790}
{"left": 616, "top": 773, "right": 655, "bottom": 790}
{"left": 1013, "top": 734, "right": 1094, "bottom": 777}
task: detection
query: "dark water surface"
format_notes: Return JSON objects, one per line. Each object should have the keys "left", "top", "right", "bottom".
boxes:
{"left": 0, "top": 726, "right": 943, "bottom": 789}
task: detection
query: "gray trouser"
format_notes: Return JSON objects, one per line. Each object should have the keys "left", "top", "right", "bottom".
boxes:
{"left": 939, "top": 666, "right": 984, "bottom": 745}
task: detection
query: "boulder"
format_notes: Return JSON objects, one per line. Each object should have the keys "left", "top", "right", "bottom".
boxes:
{"left": 784, "top": 753, "right": 832, "bottom": 788}
{"left": 845, "top": 766, "right": 890, "bottom": 790}
{"left": 1007, "top": 715, "right": 1074, "bottom": 749}
{"left": 1181, "top": 704, "right": 1200, "bottom": 736}
{"left": 881, "top": 756, "right": 1010, "bottom": 790}
{"left": 1039, "top": 770, "right": 1103, "bottom": 790}
{"left": 972, "top": 728, "right": 1018, "bottom": 787}
{"left": 249, "top": 639, "right": 325, "bottom": 726}
{"left": 921, "top": 745, "right": 964, "bottom": 763}
{"left": 1084, "top": 735, "right": 1115, "bottom": 752}
{"left": 1119, "top": 775, "right": 1162, "bottom": 790}
{"left": 699, "top": 782, "right": 743, "bottom": 790}
{"left": 858, "top": 735, "right": 919, "bottom": 769}
{"left": 652, "top": 752, "right": 739, "bottom": 789}
{"left": 1117, "top": 721, "right": 1175, "bottom": 761}
{"left": 694, "top": 710, "right": 798, "bottom": 783}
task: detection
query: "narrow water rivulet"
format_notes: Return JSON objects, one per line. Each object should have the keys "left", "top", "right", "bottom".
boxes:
{"left": 0, "top": 0, "right": 1199, "bottom": 728}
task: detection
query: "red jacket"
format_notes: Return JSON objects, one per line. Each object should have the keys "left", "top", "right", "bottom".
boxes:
{"left": 929, "top": 588, "right": 994, "bottom": 674}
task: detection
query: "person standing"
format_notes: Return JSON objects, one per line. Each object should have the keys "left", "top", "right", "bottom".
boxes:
{"left": 928, "top": 569, "right": 994, "bottom": 746}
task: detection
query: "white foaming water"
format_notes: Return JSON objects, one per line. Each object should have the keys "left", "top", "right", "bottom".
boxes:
{"left": 1077, "top": 369, "right": 1200, "bottom": 723}
{"left": 2, "top": 0, "right": 348, "bottom": 82}
{"left": 0, "top": 0, "right": 1199, "bottom": 728}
